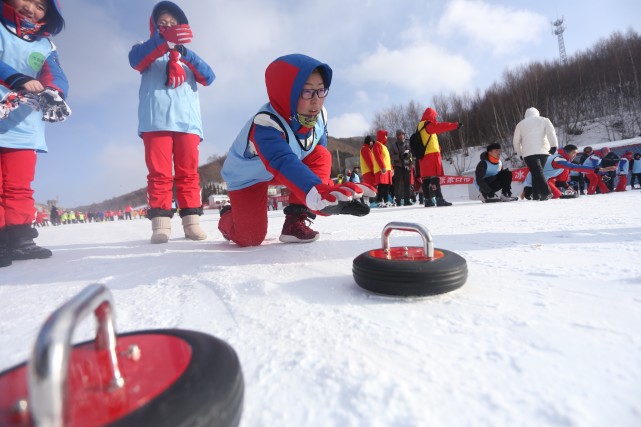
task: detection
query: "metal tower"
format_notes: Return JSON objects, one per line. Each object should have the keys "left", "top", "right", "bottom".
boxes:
{"left": 552, "top": 18, "right": 568, "bottom": 64}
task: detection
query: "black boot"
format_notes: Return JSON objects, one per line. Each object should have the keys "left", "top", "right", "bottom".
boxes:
{"left": 6, "top": 224, "right": 52, "bottom": 260}
{"left": 0, "top": 229, "right": 12, "bottom": 267}
{"left": 436, "top": 198, "right": 452, "bottom": 207}
{"left": 422, "top": 178, "right": 436, "bottom": 207}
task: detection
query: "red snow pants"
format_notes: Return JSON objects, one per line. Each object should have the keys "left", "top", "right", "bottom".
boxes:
{"left": 0, "top": 148, "right": 37, "bottom": 229}
{"left": 585, "top": 173, "right": 609, "bottom": 195}
{"left": 218, "top": 145, "right": 331, "bottom": 247}
{"left": 143, "top": 131, "right": 202, "bottom": 210}
{"left": 615, "top": 175, "right": 627, "bottom": 192}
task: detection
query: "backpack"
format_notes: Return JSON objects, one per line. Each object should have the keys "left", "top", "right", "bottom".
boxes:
{"left": 409, "top": 122, "right": 430, "bottom": 160}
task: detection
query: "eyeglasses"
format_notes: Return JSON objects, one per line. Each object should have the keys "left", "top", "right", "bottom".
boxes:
{"left": 300, "top": 88, "right": 329, "bottom": 100}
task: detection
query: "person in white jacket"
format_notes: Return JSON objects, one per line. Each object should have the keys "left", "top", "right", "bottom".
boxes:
{"left": 512, "top": 107, "right": 559, "bottom": 201}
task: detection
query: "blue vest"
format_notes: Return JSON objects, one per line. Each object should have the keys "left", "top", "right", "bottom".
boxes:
{"left": 632, "top": 158, "right": 641, "bottom": 174}
{"left": 524, "top": 153, "right": 563, "bottom": 186}
{"left": 136, "top": 48, "right": 204, "bottom": 139}
{"left": 222, "top": 103, "right": 326, "bottom": 191}
{"left": 0, "top": 24, "right": 54, "bottom": 152}
{"left": 474, "top": 158, "right": 502, "bottom": 190}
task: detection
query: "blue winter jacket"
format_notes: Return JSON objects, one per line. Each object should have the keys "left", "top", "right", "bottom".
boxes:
{"left": 0, "top": 4, "right": 68, "bottom": 152}
{"left": 128, "top": 1, "right": 214, "bottom": 140}
{"left": 222, "top": 54, "right": 333, "bottom": 203}
{"left": 615, "top": 158, "right": 629, "bottom": 175}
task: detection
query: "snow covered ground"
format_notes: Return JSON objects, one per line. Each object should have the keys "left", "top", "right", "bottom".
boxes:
{"left": 1, "top": 188, "right": 641, "bottom": 427}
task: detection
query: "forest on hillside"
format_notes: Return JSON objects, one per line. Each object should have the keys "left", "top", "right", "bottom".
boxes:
{"left": 76, "top": 31, "right": 641, "bottom": 211}
{"left": 372, "top": 30, "right": 641, "bottom": 173}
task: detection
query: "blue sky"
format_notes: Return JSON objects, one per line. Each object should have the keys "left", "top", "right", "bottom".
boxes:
{"left": 35, "top": 0, "right": 641, "bottom": 207}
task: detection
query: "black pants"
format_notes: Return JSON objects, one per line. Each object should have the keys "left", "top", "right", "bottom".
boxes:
{"left": 524, "top": 154, "right": 551, "bottom": 198}
{"left": 421, "top": 176, "right": 443, "bottom": 200}
{"left": 481, "top": 169, "right": 513, "bottom": 196}
{"left": 376, "top": 184, "right": 390, "bottom": 203}
{"left": 631, "top": 173, "right": 641, "bottom": 188}
{"left": 393, "top": 166, "right": 412, "bottom": 203}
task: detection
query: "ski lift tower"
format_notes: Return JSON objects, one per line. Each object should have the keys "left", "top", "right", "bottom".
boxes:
{"left": 552, "top": 17, "right": 568, "bottom": 65}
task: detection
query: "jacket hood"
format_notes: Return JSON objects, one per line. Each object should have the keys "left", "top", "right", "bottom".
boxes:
{"left": 264, "top": 53, "right": 333, "bottom": 122}
{"left": 1, "top": 0, "right": 64, "bottom": 36}
{"left": 558, "top": 148, "right": 570, "bottom": 160}
{"left": 524, "top": 107, "right": 540, "bottom": 119}
{"left": 376, "top": 130, "right": 388, "bottom": 144}
{"left": 149, "top": 1, "right": 188, "bottom": 37}
{"left": 480, "top": 151, "right": 488, "bottom": 161}
{"left": 421, "top": 107, "right": 437, "bottom": 122}
{"left": 44, "top": 0, "right": 63, "bottom": 35}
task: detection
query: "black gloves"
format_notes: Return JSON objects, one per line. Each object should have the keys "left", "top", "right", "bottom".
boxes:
{"left": 457, "top": 122, "right": 463, "bottom": 129}
{"left": 38, "top": 89, "right": 72, "bottom": 122}
{"left": 549, "top": 147, "right": 557, "bottom": 154}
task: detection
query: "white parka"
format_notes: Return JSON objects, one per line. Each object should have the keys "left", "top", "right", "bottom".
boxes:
{"left": 512, "top": 107, "right": 559, "bottom": 158}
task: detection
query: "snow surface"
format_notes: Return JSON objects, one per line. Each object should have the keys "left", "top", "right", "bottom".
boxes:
{"left": 1, "top": 188, "right": 641, "bottom": 427}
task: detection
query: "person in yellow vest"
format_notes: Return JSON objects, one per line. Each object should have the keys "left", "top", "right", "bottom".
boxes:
{"left": 359, "top": 135, "right": 377, "bottom": 187}
{"left": 373, "top": 129, "right": 393, "bottom": 207}
{"left": 416, "top": 107, "right": 462, "bottom": 207}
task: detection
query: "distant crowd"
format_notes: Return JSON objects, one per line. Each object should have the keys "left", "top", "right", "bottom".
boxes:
{"left": 36, "top": 205, "right": 148, "bottom": 227}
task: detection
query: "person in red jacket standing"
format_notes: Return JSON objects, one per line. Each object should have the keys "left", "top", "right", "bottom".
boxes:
{"left": 373, "top": 130, "right": 393, "bottom": 206}
{"left": 416, "top": 107, "right": 461, "bottom": 207}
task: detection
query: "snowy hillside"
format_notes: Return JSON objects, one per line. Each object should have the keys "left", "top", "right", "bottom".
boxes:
{"left": 1, "top": 187, "right": 640, "bottom": 426}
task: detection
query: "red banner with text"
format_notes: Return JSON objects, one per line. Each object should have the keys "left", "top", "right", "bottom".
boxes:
{"left": 438, "top": 168, "right": 528, "bottom": 185}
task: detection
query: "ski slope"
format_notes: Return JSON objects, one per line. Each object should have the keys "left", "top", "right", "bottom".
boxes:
{"left": 1, "top": 189, "right": 640, "bottom": 427}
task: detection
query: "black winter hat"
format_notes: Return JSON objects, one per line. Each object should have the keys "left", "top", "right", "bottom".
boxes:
{"left": 486, "top": 143, "right": 501, "bottom": 152}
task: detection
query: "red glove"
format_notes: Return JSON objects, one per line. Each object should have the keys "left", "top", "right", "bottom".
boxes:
{"left": 335, "top": 182, "right": 377, "bottom": 198}
{"left": 161, "top": 24, "right": 193, "bottom": 44}
{"left": 305, "top": 184, "right": 354, "bottom": 212}
{"left": 166, "top": 50, "right": 186, "bottom": 88}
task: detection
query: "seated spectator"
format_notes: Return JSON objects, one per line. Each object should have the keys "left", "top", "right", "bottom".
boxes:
{"left": 569, "top": 146, "right": 593, "bottom": 195}
{"left": 350, "top": 167, "right": 361, "bottom": 183}
{"left": 599, "top": 147, "right": 619, "bottom": 191}
{"left": 474, "top": 143, "right": 518, "bottom": 202}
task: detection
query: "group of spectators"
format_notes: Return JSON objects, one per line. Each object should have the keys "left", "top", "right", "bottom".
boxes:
{"left": 358, "top": 107, "right": 463, "bottom": 208}
{"left": 36, "top": 205, "right": 146, "bottom": 227}
{"left": 350, "top": 106, "right": 640, "bottom": 207}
